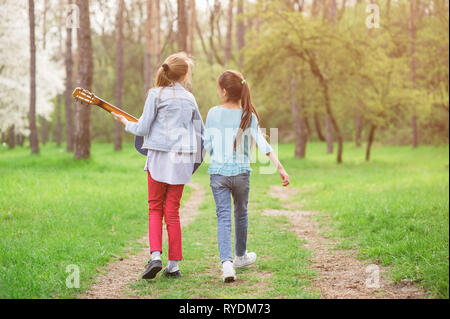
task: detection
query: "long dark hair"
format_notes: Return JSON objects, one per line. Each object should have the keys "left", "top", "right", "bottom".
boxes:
{"left": 218, "top": 70, "right": 261, "bottom": 151}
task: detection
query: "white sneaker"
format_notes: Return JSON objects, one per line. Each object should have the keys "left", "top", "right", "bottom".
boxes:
{"left": 222, "top": 261, "right": 236, "bottom": 283}
{"left": 234, "top": 252, "right": 257, "bottom": 268}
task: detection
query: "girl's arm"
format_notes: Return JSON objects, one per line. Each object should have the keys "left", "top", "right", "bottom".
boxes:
{"left": 250, "top": 115, "right": 290, "bottom": 186}
{"left": 112, "top": 90, "right": 158, "bottom": 136}
{"left": 250, "top": 115, "right": 273, "bottom": 155}
{"left": 267, "top": 151, "right": 290, "bottom": 187}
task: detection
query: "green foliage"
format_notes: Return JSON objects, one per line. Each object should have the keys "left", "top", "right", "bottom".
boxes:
{"left": 57, "top": 0, "right": 448, "bottom": 148}
{"left": 242, "top": 0, "right": 449, "bottom": 145}
{"left": 91, "top": 34, "right": 146, "bottom": 144}
{"left": 191, "top": 57, "right": 225, "bottom": 118}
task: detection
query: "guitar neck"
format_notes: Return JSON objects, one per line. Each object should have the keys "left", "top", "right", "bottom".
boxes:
{"left": 97, "top": 98, "right": 138, "bottom": 123}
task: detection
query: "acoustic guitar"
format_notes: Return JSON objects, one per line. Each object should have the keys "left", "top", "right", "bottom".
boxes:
{"left": 72, "top": 87, "right": 146, "bottom": 155}
{"left": 71, "top": 87, "right": 205, "bottom": 174}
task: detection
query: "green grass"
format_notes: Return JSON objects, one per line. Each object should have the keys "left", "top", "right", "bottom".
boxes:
{"left": 0, "top": 142, "right": 448, "bottom": 298}
{"left": 129, "top": 170, "right": 316, "bottom": 298}
{"left": 0, "top": 143, "right": 191, "bottom": 298}
{"left": 263, "top": 142, "right": 449, "bottom": 298}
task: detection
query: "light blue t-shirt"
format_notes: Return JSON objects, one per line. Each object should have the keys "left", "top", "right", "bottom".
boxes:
{"left": 204, "top": 106, "right": 273, "bottom": 176}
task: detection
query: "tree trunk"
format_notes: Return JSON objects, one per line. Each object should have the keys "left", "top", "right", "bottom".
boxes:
{"left": 313, "top": 111, "right": 326, "bottom": 141}
{"left": 41, "top": 116, "right": 48, "bottom": 145}
{"left": 114, "top": 0, "right": 124, "bottom": 151}
{"left": 196, "top": 19, "right": 213, "bottom": 64}
{"left": 28, "top": 0, "right": 39, "bottom": 154}
{"left": 329, "top": 0, "right": 337, "bottom": 21}
{"left": 355, "top": 113, "right": 362, "bottom": 147}
{"left": 310, "top": 0, "right": 325, "bottom": 144}
{"left": 74, "top": 0, "right": 93, "bottom": 159}
{"left": 322, "top": 0, "right": 329, "bottom": 19}
{"left": 236, "top": 0, "right": 245, "bottom": 68}
{"left": 56, "top": 94, "right": 62, "bottom": 146}
{"left": 155, "top": 0, "right": 161, "bottom": 64}
{"left": 55, "top": 3, "right": 63, "bottom": 147}
{"left": 214, "top": 0, "right": 224, "bottom": 49}
{"left": 16, "top": 134, "right": 24, "bottom": 146}
{"left": 42, "top": 0, "right": 48, "bottom": 49}
{"left": 325, "top": 0, "right": 342, "bottom": 161}
{"left": 144, "top": 0, "right": 153, "bottom": 92}
{"left": 386, "top": 0, "right": 391, "bottom": 23}
{"left": 65, "top": 0, "right": 74, "bottom": 152}
{"left": 409, "top": 0, "right": 418, "bottom": 148}
{"left": 289, "top": 49, "right": 342, "bottom": 162}
{"left": 7, "top": 125, "right": 15, "bottom": 149}
{"left": 311, "top": 0, "right": 320, "bottom": 16}
{"left": 177, "top": 0, "right": 188, "bottom": 52}
{"left": 208, "top": 4, "right": 224, "bottom": 66}
{"left": 144, "top": 0, "right": 154, "bottom": 91}
{"left": 290, "top": 73, "right": 308, "bottom": 158}
{"left": 58, "top": 0, "right": 63, "bottom": 55}
{"left": 225, "top": 0, "right": 234, "bottom": 62}
{"left": 304, "top": 114, "right": 311, "bottom": 139}
{"left": 366, "top": 124, "right": 376, "bottom": 161}
{"left": 411, "top": 114, "right": 418, "bottom": 147}
{"left": 40, "top": 0, "right": 49, "bottom": 147}
{"left": 188, "top": 0, "right": 196, "bottom": 55}
{"left": 325, "top": 114, "right": 334, "bottom": 153}
{"left": 311, "top": 55, "right": 342, "bottom": 162}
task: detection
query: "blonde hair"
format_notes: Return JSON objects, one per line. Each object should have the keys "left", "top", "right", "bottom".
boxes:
{"left": 154, "top": 52, "right": 193, "bottom": 90}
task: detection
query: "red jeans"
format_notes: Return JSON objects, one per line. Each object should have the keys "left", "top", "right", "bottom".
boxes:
{"left": 147, "top": 171, "right": 184, "bottom": 260}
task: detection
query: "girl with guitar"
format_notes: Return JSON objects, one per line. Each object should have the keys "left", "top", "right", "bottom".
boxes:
{"left": 112, "top": 53, "right": 204, "bottom": 280}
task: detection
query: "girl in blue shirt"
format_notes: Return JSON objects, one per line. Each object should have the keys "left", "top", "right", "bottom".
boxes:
{"left": 204, "top": 70, "right": 290, "bottom": 282}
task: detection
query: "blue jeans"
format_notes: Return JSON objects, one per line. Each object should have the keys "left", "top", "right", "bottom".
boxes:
{"left": 210, "top": 173, "right": 250, "bottom": 262}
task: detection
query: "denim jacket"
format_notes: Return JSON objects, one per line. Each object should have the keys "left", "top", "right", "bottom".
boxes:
{"left": 125, "top": 82, "right": 204, "bottom": 155}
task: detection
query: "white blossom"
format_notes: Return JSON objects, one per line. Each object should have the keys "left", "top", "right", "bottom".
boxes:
{"left": 0, "top": 0, "right": 64, "bottom": 136}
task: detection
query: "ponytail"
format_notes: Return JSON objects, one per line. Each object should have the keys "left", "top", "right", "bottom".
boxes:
{"left": 153, "top": 52, "right": 192, "bottom": 90}
{"left": 154, "top": 63, "right": 174, "bottom": 88}
{"left": 235, "top": 80, "right": 260, "bottom": 151}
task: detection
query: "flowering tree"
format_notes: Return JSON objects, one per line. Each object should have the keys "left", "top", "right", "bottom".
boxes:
{"left": 0, "top": 0, "right": 64, "bottom": 141}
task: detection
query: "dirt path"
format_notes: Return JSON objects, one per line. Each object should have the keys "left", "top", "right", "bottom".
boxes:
{"left": 263, "top": 186, "right": 428, "bottom": 299}
{"left": 81, "top": 183, "right": 205, "bottom": 299}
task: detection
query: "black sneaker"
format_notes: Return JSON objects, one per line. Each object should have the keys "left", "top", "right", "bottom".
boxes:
{"left": 141, "top": 260, "right": 162, "bottom": 280}
{"left": 163, "top": 267, "right": 182, "bottom": 278}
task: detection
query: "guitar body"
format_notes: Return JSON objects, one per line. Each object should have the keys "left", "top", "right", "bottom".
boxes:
{"left": 134, "top": 136, "right": 147, "bottom": 156}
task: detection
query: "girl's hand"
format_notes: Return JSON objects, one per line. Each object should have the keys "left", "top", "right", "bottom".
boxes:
{"left": 266, "top": 152, "right": 290, "bottom": 187}
{"left": 278, "top": 166, "right": 290, "bottom": 187}
{"left": 111, "top": 112, "right": 127, "bottom": 126}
